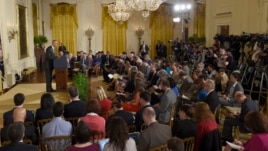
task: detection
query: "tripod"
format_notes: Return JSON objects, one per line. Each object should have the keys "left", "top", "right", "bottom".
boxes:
{"left": 249, "top": 66, "right": 268, "bottom": 102}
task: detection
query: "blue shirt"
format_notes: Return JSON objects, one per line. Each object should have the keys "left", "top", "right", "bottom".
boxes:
{"left": 42, "top": 117, "right": 72, "bottom": 138}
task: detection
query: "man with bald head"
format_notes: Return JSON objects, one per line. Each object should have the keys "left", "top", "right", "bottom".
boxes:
{"left": 1, "top": 106, "right": 37, "bottom": 145}
{"left": 221, "top": 91, "right": 259, "bottom": 142}
{"left": 138, "top": 107, "right": 172, "bottom": 151}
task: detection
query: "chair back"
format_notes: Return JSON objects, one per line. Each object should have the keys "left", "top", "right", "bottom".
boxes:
{"left": 100, "top": 109, "right": 115, "bottom": 120}
{"left": 90, "top": 131, "right": 105, "bottom": 143}
{"left": 183, "top": 137, "right": 195, "bottom": 151}
{"left": 41, "top": 135, "right": 72, "bottom": 151}
{"left": 169, "top": 100, "right": 178, "bottom": 127}
{"left": 149, "top": 144, "right": 167, "bottom": 151}
{"left": 65, "top": 117, "right": 79, "bottom": 134}
{"left": 128, "top": 124, "right": 137, "bottom": 133}
{"left": 1, "top": 139, "right": 32, "bottom": 147}
{"left": 140, "top": 123, "right": 148, "bottom": 132}
{"left": 37, "top": 118, "right": 52, "bottom": 136}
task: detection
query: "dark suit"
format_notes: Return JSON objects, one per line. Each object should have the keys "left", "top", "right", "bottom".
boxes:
{"left": 1, "top": 124, "right": 38, "bottom": 145}
{"left": 222, "top": 98, "right": 259, "bottom": 141}
{"left": 45, "top": 45, "right": 56, "bottom": 91}
{"left": 138, "top": 122, "right": 171, "bottom": 151}
{"left": 0, "top": 142, "right": 38, "bottom": 151}
{"left": 139, "top": 44, "right": 149, "bottom": 59}
{"left": 146, "top": 71, "right": 159, "bottom": 88}
{"left": 219, "top": 82, "right": 244, "bottom": 106}
{"left": 172, "top": 119, "right": 197, "bottom": 139}
{"left": 107, "top": 110, "right": 135, "bottom": 126}
{"left": 101, "top": 54, "right": 111, "bottom": 82}
{"left": 204, "top": 90, "right": 219, "bottom": 113}
{"left": 63, "top": 101, "right": 87, "bottom": 118}
{"left": 3, "top": 109, "right": 34, "bottom": 127}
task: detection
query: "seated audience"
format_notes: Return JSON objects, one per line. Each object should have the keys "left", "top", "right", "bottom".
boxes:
{"left": 203, "top": 79, "right": 219, "bottom": 113}
{"left": 1, "top": 107, "right": 37, "bottom": 145}
{"left": 96, "top": 86, "right": 112, "bottom": 113}
{"left": 222, "top": 91, "right": 259, "bottom": 142}
{"left": 64, "top": 86, "right": 87, "bottom": 118}
{"left": 219, "top": 71, "right": 244, "bottom": 106}
{"left": 167, "top": 137, "right": 185, "bottom": 151}
{"left": 172, "top": 104, "right": 197, "bottom": 139}
{"left": 138, "top": 107, "right": 171, "bottom": 151}
{"left": 108, "top": 101, "right": 135, "bottom": 126}
{"left": 123, "top": 86, "right": 144, "bottom": 112}
{"left": 224, "top": 111, "right": 268, "bottom": 151}
{"left": 67, "top": 121, "right": 99, "bottom": 151}
{"left": 104, "top": 117, "right": 137, "bottom": 151}
{"left": 193, "top": 102, "right": 218, "bottom": 151}
{"left": 80, "top": 99, "right": 105, "bottom": 134}
{"left": 0, "top": 122, "right": 38, "bottom": 151}
{"left": 35, "top": 93, "right": 55, "bottom": 123}
{"left": 3, "top": 93, "right": 34, "bottom": 126}
{"left": 42, "top": 102, "right": 72, "bottom": 137}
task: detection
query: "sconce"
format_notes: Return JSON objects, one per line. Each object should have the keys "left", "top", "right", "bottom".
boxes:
{"left": 8, "top": 25, "right": 18, "bottom": 42}
{"left": 85, "top": 27, "right": 94, "bottom": 39}
{"left": 85, "top": 27, "right": 94, "bottom": 49}
{"left": 135, "top": 26, "right": 144, "bottom": 48}
{"left": 135, "top": 26, "right": 144, "bottom": 39}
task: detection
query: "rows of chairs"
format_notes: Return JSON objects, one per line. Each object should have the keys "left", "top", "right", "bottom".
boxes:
{"left": 149, "top": 137, "right": 195, "bottom": 151}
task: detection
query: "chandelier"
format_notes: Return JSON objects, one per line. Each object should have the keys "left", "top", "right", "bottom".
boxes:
{"left": 128, "top": 0, "right": 166, "bottom": 19}
{"left": 108, "top": 0, "right": 132, "bottom": 24}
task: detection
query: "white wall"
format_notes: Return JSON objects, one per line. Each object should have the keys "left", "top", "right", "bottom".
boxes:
{"left": 0, "top": 0, "right": 35, "bottom": 76}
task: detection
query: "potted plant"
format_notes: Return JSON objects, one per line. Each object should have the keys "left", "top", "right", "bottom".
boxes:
{"left": 72, "top": 73, "right": 89, "bottom": 102}
{"left": 34, "top": 35, "right": 48, "bottom": 48}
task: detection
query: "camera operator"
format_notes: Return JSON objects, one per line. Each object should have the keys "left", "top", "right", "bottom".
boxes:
{"left": 155, "top": 40, "right": 167, "bottom": 58}
{"left": 213, "top": 46, "right": 228, "bottom": 70}
{"left": 171, "top": 38, "right": 181, "bottom": 61}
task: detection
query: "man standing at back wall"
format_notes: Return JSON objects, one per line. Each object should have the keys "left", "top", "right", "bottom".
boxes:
{"left": 45, "top": 40, "right": 58, "bottom": 92}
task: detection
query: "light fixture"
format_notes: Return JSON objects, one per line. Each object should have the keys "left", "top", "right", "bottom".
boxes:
{"left": 7, "top": 25, "right": 18, "bottom": 42}
{"left": 135, "top": 26, "right": 144, "bottom": 50}
{"left": 85, "top": 27, "right": 94, "bottom": 49}
{"left": 128, "top": 0, "right": 166, "bottom": 19}
{"left": 173, "top": 17, "right": 181, "bottom": 23}
{"left": 174, "top": 4, "right": 192, "bottom": 12}
{"left": 85, "top": 27, "right": 94, "bottom": 39}
{"left": 108, "top": 0, "right": 132, "bottom": 24}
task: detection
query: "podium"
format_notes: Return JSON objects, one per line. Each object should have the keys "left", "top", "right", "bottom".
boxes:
{"left": 54, "top": 56, "right": 68, "bottom": 91}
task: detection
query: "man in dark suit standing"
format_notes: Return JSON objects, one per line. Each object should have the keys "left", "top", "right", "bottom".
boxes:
{"left": 203, "top": 79, "right": 219, "bottom": 113}
{"left": 172, "top": 38, "right": 181, "bottom": 60}
{"left": 45, "top": 40, "right": 58, "bottom": 92}
{"left": 139, "top": 41, "right": 149, "bottom": 60}
{"left": 0, "top": 122, "right": 38, "bottom": 151}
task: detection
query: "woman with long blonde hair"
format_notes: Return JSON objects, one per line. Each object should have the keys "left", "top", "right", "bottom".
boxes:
{"left": 193, "top": 102, "right": 218, "bottom": 151}
{"left": 96, "top": 86, "right": 112, "bottom": 114}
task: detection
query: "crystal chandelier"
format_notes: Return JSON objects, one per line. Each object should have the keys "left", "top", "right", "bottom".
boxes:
{"left": 128, "top": 0, "right": 166, "bottom": 19}
{"left": 108, "top": 0, "right": 132, "bottom": 24}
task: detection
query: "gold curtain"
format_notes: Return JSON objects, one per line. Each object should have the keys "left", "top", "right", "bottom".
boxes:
{"left": 150, "top": 4, "right": 174, "bottom": 59}
{"left": 32, "top": 3, "right": 38, "bottom": 37}
{"left": 50, "top": 3, "right": 78, "bottom": 55}
{"left": 195, "top": 4, "right": 205, "bottom": 37}
{"left": 102, "top": 6, "right": 127, "bottom": 55}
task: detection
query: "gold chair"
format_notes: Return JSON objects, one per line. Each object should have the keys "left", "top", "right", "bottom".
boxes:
{"left": 90, "top": 131, "right": 105, "bottom": 143}
{"left": 1, "top": 139, "right": 32, "bottom": 147}
{"left": 100, "top": 109, "right": 115, "bottom": 120}
{"left": 128, "top": 124, "right": 137, "bottom": 133}
{"left": 149, "top": 144, "right": 167, "bottom": 151}
{"left": 37, "top": 118, "right": 52, "bottom": 136}
{"left": 169, "top": 100, "right": 178, "bottom": 127}
{"left": 140, "top": 123, "right": 148, "bottom": 132}
{"left": 233, "top": 126, "right": 252, "bottom": 141}
{"left": 40, "top": 135, "right": 72, "bottom": 151}
{"left": 183, "top": 137, "right": 195, "bottom": 151}
{"left": 65, "top": 117, "right": 79, "bottom": 134}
